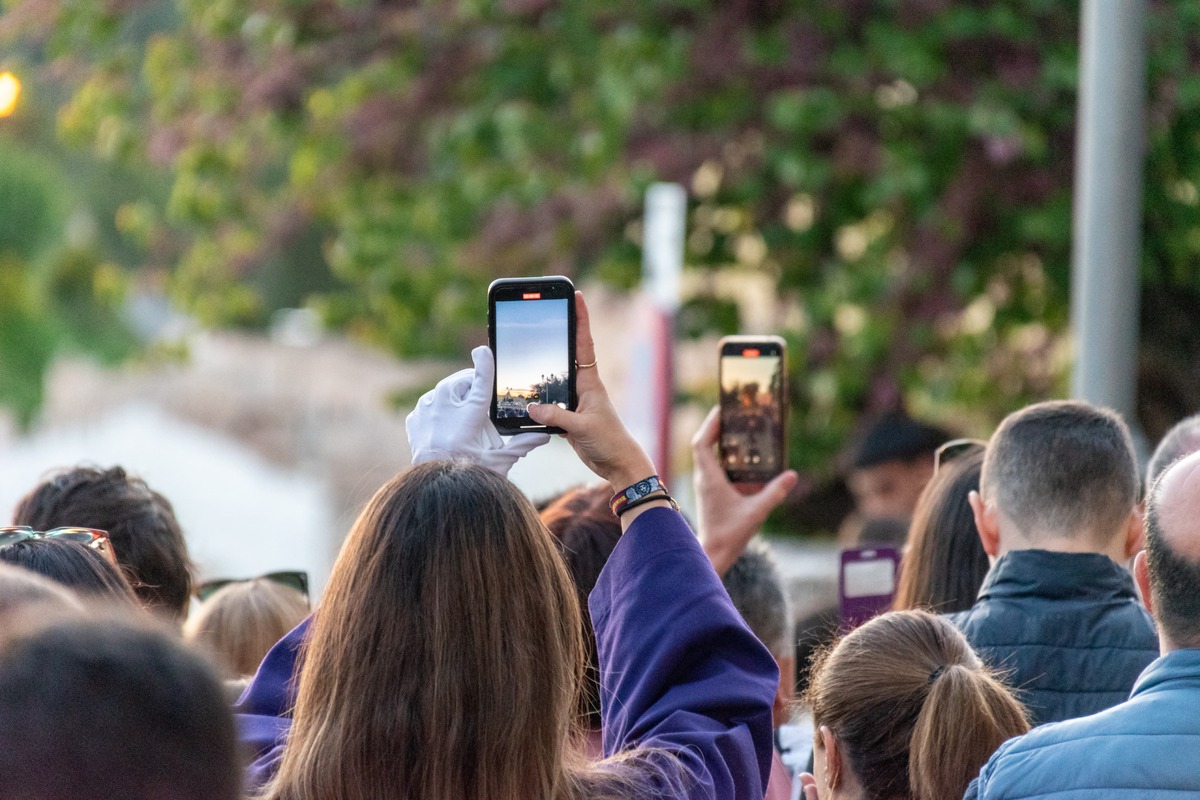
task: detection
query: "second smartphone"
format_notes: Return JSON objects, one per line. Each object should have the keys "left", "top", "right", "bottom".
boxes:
{"left": 488, "top": 276, "right": 577, "bottom": 435}
{"left": 718, "top": 335, "right": 787, "bottom": 483}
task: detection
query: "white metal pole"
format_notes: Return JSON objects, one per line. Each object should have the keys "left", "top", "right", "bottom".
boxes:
{"left": 1069, "top": 0, "right": 1146, "bottom": 421}
{"left": 643, "top": 183, "right": 686, "bottom": 484}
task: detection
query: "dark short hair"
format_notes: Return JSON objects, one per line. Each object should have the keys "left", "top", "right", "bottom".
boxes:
{"left": 981, "top": 401, "right": 1138, "bottom": 541}
{"left": 852, "top": 411, "right": 951, "bottom": 470}
{"left": 0, "top": 540, "right": 138, "bottom": 605}
{"left": 540, "top": 484, "right": 622, "bottom": 730}
{"left": 722, "top": 539, "right": 790, "bottom": 655}
{"left": 0, "top": 616, "right": 242, "bottom": 800}
{"left": 1145, "top": 478, "right": 1200, "bottom": 648}
{"left": 1146, "top": 413, "right": 1200, "bottom": 494}
{"left": 13, "top": 466, "right": 193, "bottom": 620}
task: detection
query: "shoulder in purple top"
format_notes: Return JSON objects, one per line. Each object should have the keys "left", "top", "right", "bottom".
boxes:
{"left": 234, "top": 615, "right": 308, "bottom": 784}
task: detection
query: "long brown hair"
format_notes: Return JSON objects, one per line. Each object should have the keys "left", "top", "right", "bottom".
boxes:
{"left": 893, "top": 450, "right": 990, "bottom": 612}
{"left": 806, "top": 610, "right": 1028, "bottom": 800}
{"left": 261, "top": 461, "right": 674, "bottom": 800}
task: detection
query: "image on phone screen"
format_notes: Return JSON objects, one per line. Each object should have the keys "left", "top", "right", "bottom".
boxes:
{"left": 493, "top": 297, "right": 570, "bottom": 420}
{"left": 720, "top": 346, "right": 784, "bottom": 480}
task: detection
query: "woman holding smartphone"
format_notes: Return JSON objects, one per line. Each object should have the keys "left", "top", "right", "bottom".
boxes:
{"left": 246, "top": 292, "right": 778, "bottom": 800}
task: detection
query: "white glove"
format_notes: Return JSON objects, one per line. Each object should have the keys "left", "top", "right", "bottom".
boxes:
{"left": 406, "top": 346, "right": 550, "bottom": 476}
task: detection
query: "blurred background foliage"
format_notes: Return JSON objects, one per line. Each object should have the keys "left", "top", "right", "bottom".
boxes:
{"left": 0, "top": 0, "right": 1198, "bottom": 479}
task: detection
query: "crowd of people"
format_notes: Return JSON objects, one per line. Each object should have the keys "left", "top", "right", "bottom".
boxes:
{"left": 0, "top": 290, "right": 1198, "bottom": 799}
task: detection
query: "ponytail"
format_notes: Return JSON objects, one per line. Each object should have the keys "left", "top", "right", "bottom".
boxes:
{"left": 806, "top": 611, "right": 1029, "bottom": 800}
{"left": 909, "top": 663, "right": 1029, "bottom": 800}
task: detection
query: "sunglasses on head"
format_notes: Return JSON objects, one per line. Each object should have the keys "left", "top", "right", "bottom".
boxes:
{"left": 195, "top": 571, "right": 310, "bottom": 603}
{"left": 933, "top": 438, "right": 987, "bottom": 476}
{"left": 0, "top": 526, "right": 111, "bottom": 550}
{"left": 0, "top": 525, "right": 118, "bottom": 567}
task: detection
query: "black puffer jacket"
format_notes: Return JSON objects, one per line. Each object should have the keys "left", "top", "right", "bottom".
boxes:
{"left": 948, "top": 549, "right": 1158, "bottom": 726}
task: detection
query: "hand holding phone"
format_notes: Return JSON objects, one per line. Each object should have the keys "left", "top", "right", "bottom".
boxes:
{"left": 488, "top": 276, "right": 577, "bottom": 435}
{"left": 718, "top": 336, "right": 788, "bottom": 484}
{"left": 692, "top": 406, "right": 800, "bottom": 575}
{"left": 524, "top": 292, "right": 660, "bottom": 514}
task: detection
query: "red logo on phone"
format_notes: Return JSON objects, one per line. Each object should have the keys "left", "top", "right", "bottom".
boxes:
{"left": 742, "top": 348, "right": 761, "bottom": 357}
{"left": 522, "top": 292, "right": 542, "bottom": 300}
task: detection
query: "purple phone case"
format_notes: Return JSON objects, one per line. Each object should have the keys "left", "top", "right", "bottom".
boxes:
{"left": 838, "top": 545, "right": 902, "bottom": 631}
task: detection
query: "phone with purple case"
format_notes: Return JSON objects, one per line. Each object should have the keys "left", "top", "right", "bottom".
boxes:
{"left": 838, "top": 545, "right": 902, "bottom": 631}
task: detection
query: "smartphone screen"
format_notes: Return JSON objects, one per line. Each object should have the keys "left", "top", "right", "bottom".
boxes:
{"left": 489, "top": 277, "right": 576, "bottom": 435}
{"left": 838, "top": 546, "right": 902, "bottom": 631}
{"left": 718, "top": 336, "right": 787, "bottom": 483}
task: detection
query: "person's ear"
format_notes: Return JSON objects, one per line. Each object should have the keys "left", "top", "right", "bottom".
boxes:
{"left": 970, "top": 490, "right": 1001, "bottom": 558}
{"left": 1134, "top": 549, "right": 1153, "bottom": 614}
{"left": 819, "top": 725, "right": 841, "bottom": 790}
{"left": 1123, "top": 507, "right": 1145, "bottom": 560}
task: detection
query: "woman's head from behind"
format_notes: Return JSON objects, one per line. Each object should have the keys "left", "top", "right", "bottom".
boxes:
{"left": 893, "top": 450, "right": 989, "bottom": 613}
{"left": 183, "top": 578, "right": 309, "bottom": 680}
{"left": 805, "top": 610, "right": 1027, "bottom": 800}
{"left": 269, "top": 461, "right": 582, "bottom": 800}
{"left": 0, "top": 539, "right": 138, "bottom": 607}
{"left": 0, "top": 614, "right": 241, "bottom": 800}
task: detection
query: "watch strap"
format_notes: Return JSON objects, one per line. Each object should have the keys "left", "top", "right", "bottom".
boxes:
{"left": 610, "top": 475, "right": 673, "bottom": 516}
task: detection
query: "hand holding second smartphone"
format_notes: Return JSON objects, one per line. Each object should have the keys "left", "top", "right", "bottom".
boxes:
{"left": 692, "top": 407, "right": 800, "bottom": 575}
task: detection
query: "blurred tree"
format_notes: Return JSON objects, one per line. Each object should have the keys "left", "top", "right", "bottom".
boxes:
{"left": 0, "top": 136, "right": 141, "bottom": 426}
{"left": 5, "top": 0, "right": 1199, "bottom": 481}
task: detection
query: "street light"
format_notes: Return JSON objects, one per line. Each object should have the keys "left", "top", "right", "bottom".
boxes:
{"left": 0, "top": 72, "right": 21, "bottom": 118}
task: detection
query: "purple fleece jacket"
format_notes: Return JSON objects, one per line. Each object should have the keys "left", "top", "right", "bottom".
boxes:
{"left": 236, "top": 506, "right": 778, "bottom": 799}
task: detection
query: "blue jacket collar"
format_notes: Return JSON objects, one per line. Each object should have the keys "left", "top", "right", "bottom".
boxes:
{"left": 1131, "top": 648, "right": 1200, "bottom": 697}
{"left": 977, "top": 549, "right": 1138, "bottom": 603}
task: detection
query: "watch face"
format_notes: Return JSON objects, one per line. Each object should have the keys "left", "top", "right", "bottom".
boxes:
{"left": 626, "top": 477, "right": 659, "bottom": 501}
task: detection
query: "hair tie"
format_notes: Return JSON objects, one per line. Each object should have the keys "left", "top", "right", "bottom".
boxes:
{"left": 928, "top": 665, "right": 945, "bottom": 685}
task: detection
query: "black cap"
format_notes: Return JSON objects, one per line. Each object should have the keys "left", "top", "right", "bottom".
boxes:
{"left": 852, "top": 411, "right": 951, "bottom": 469}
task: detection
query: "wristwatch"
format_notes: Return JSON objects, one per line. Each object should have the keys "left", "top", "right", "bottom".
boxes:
{"left": 609, "top": 475, "right": 676, "bottom": 516}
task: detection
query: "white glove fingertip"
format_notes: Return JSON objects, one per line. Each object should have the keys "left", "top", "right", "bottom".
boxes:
{"left": 468, "top": 346, "right": 496, "bottom": 406}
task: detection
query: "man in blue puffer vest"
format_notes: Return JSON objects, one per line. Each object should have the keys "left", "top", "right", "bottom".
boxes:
{"left": 967, "top": 447, "right": 1200, "bottom": 799}
{"left": 949, "top": 401, "right": 1157, "bottom": 726}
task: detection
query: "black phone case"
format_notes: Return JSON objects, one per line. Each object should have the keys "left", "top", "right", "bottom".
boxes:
{"left": 718, "top": 336, "right": 788, "bottom": 484}
{"left": 488, "top": 276, "right": 577, "bottom": 436}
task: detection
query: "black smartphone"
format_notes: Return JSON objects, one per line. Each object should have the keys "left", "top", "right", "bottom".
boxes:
{"left": 718, "top": 335, "right": 787, "bottom": 483}
{"left": 488, "top": 276, "right": 577, "bottom": 435}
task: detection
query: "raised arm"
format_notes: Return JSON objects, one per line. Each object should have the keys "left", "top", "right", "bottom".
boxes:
{"left": 529, "top": 293, "right": 778, "bottom": 800}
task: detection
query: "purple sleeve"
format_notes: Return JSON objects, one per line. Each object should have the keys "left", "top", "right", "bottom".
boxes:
{"left": 591, "top": 507, "right": 778, "bottom": 800}
{"left": 234, "top": 616, "right": 310, "bottom": 766}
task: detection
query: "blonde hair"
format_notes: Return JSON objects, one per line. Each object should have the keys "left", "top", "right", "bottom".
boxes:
{"left": 184, "top": 579, "right": 308, "bottom": 680}
{"left": 806, "top": 610, "right": 1029, "bottom": 800}
{"left": 260, "top": 462, "right": 679, "bottom": 800}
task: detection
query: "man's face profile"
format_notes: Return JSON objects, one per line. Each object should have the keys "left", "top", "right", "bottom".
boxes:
{"left": 850, "top": 457, "right": 934, "bottom": 519}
